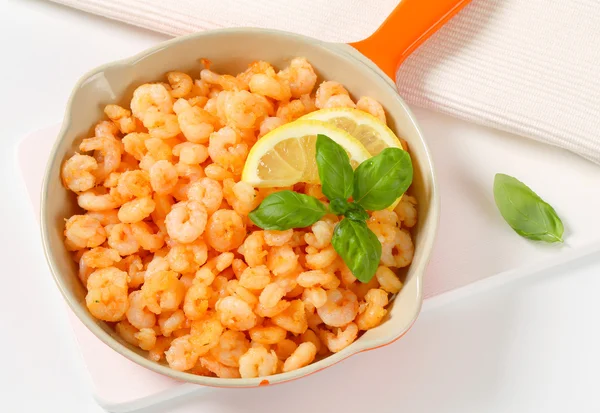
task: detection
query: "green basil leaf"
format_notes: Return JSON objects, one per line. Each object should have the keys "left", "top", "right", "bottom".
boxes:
{"left": 316, "top": 134, "right": 354, "bottom": 201}
{"left": 331, "top": 218, "right": 381, "bottom": 283}
{"left": 345, "top": 202, "right": 369, "bottom": 222}
{"left": 329, "top": 198, "right": 351, "bottom": 216}
{"left": 249, "top": 190, "right": 327, "bottom": 230}
{"left": 493, "top": 173, "right": 564, "bottom": 243}
{"left": 353, "top": 148, "right": 413, "bottom": 211}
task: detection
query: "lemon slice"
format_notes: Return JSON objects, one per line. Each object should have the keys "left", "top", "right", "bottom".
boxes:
{"left": 300, "top": 108, "right": 406, "bottom": 155}
{"left": 242, "top": 120, "right": 371, "bottom": 187}
{"left": 301, "top": 108, "right": 409, "bottom": 209}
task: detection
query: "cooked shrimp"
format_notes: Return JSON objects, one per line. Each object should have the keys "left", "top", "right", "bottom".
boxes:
{"left": 115, "top": 319, "right": 139, "bottom": 346}
{"left": 394, "top": 195, "right": 418, "bottom": 228}
{"left": 258, "top": 116, "right": 284, "bottom": 138}
{"left": 85, "top": 209, "right": 120, "bottom": 226}
{"left": 236, "top": 61, "right": 276, "bottom": 86}
{"left": 208, "top": 127, "right": 248, "bottom": 174}
{"left": 130, "top": 221, "right": 165, "bottom": 251}
{"left": 122, "top": 132, "right": 150, "bottom": 161}
{"left": 380, "top": 227, "right": 414, "bottom": 268}
{"left": 85, "top": 267, "right": 129, "bottom": 322}
{"left": 104, "top": 104, "right": 137, "bottom": 134}
{"left": 166, "top": 240, "right": 208, "bottom": 273}
{"left": 302, "top": 287, "right": 327, "bottom": 309}
{"left": 165, "top": 200, "right": 207, "bottom": 244}
{"left": 222, "top": 179, "right": 258, "bottom": 216}
{"left": 173, "top": 98, "right": 220, "bottom": 144}
{"left": 187, "top": 178, "right": 223, "bottom": 215}
{"left": 315, "top": 81, "right": 351, "bottom": 109}
{"left": 266, "top": 246, "right": 298, "bottom": 276}
{"left": 189, "top": 312, "right": 224, "bottom": 356}
{"left": 255, "top": 300, "right": 290, "bottom": 318}
{"left": 108, "top": 223, "right": 140, "bottom": 256}
{"left": 198, "top": 356, "right": 241, "bottom": 378}
{"left": 316, "top": 289, "right": 358, "bottom": 328}
{"left": 297, "top": 270, "right": 336, "bottom": 289}
{"left": 167, "top": 72, "right": 193, "bottom": 98}
{"left": 300, "top": 329, "right": 325, "bottom": 355}
{"left": 158, "top": 309, "right": 186, "bottom": 337}
{"left": 216, "top": 296, "right": 257, "bottom": 331}
{"left": 249, "top": 324, "right": 287, "bottom": 345}
{"left": 191, "top": 78, "right": 210, "bottom": 97}
{"left": 79, "top": 135, "right": 123, "bottom": 183}
{"left": 204, "top": 163, "right": 234, "bottom": 181}
{"left": 208, "top": 330, "right": 250, "bottom": 368}
{"left": 183, "top": 281, "right": 212, "bottom": 320}
{"left": 80, "top": 247, "right": 121, "bottom": 269}
{"left": 274, "top": 339, "right": 298, "bottom": 361}
{"left": 118, "top": 196, "right": 155, "bottom": 224}
{"left": 356, "top": 96, "right": 386, "bottom": 124}
{"left": 64, "top": 215, "right": 106, "bottom": 249}
{"left": 271, "top": 300, "right": 307, "bottom": 335}
{"left": 263, "top": 229, "right": 293, "bottom": 247}
{"left": 305, "top": 245, "right": 338, "bottom": 270}
{"left": 130, "top": 83, "right": 174, "bottom": 123}
{"left": 227, "top": 280, "right": 259, "bottom": 307}
{"left": 135, "top": 328, "right": 157, "bottom": 350}
{"left": 143, "top": 108, "right": 181, "bottom": 140}
{"left": 148, "top": 160, "right": 178, "bottom": 195}
{"left": 221, "top": 90, "right": 271, "bottom": 130}
{"left": 172, "top": 142, "right": 209, "bottom": 165}
{"left": 258, "top": 283, "right": 286, "bottom": 308}
{"left": 239, "top": 265, "right": 271, "bottom": 291}
{"left": 282, "top": 342, "right": 316, "bottom": 372}
{"left": 305, "top": 220, "right": 334, "bottom": 249}
{"left": 61, "top": 154, "right": 98, "bottom": 192}
{"left": 238, "top": 231, "right": 267, "bottom": 267}
{"left": 375, "top": 266, "right": 403, "bottom": 294}
{"left": 238, "top": 346, "right": 278, "bottom": 378}
{"left": 126, "top": 290, "right": 156, "bottom": 329}
{"left": 165, "top": 335, "right": 198, "bottom": 371}
{"left": 200, "top": 68, "right": 248, "bottom": 91}
{"left": 117, "top": 170, "right": 152, "bottom": 199}
{"left": 278, "top": 57, "right": 317, "bottom": 98}
{"left": 320, "top": 322, "right": 358, "bottom": 353}
{"left": 142, "top": 270, "right": 185, "bottom": 314}
{"left": 356, "top": 289, "right": 389, "bottom": 330}
{"left": 249, "top": 72, "right": 291, "bottom": 101}
{"left": 148, "top": 336, "right": 174, "bottom": 362}
{"left": 323, "top": 94, "right": 356, "bottom": 109}
{"left": 151, "top": 193, "right": 174, "bottom": 234}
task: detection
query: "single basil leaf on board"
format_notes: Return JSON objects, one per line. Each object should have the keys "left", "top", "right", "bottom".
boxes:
{"left": 249, "top": 190, "right": 327, "bottom": 231}
{"left": 329, "top": 198, "right": 351, "bottom": 216}
{"left": 344, "top": 202, "right": 369, "bottom": 222}
{"left": 316, "top": 134, "right": 354, "bottom": 201}
{"left": 493, "top": 173, "right": 564, "bottom": 243}
{"left": 331, "top": 218, "right": 382, "bottom": 283}
{"left": 353, "top": 148, "right": 413, "bottom": 211}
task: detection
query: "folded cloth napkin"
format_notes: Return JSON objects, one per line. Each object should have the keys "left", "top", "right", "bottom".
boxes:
{"left": 52, "top": 0, "right": 600, "bottom": 164}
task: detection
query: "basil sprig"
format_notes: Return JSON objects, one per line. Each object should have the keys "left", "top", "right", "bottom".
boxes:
{"left": 316, "top": 134, "right": 354, "bottom": 201}
{"left": 493, "top": 173, "right": 564, "bottom": 243}
{"left": 331, "top": 219, "right": 381, "bottom": 282}
{"left": 248, "top": 190, "right": 327, "bottom": 230}
{"left": 353, "top": 147, "right": 413, "bottom": 211}
{"left": 249, "top": 134, "right": 413, "bottom": 282}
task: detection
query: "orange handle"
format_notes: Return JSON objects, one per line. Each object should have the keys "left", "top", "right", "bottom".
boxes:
{"left": 350, "top": 0, "right": 472, "bottom": 80}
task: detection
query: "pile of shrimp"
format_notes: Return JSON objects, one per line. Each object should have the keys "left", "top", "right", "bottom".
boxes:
{"left": 61, "top": 57, "right": 418, "bottom": 378}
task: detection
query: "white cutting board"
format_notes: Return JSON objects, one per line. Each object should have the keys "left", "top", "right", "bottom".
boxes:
{"left": 18, "top": 107, "right": 600, "bottom": 412}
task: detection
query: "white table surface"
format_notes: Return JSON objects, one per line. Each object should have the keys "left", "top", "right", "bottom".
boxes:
{"left": 2, "top": 1, "right": 600, "bottom": 412}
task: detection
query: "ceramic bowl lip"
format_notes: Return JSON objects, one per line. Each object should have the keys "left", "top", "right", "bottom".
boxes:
{"left": 40, "top": 27, "right": 440, "bottom": 388}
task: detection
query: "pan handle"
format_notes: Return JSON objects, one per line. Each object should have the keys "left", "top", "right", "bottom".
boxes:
{"left": 349, "top": 0, "right": 472, "bottom": 80}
